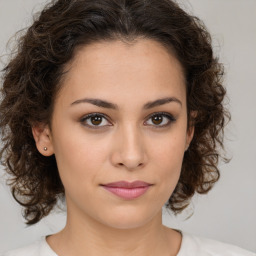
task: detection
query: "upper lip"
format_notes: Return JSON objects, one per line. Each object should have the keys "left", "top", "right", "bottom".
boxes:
{"left": 101, "top": 180, "right": 152, "bottom": 188}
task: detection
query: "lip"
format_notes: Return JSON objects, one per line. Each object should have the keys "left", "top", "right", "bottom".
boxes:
{"left": 101, "top": 180, "right": 152, "bottom": 200}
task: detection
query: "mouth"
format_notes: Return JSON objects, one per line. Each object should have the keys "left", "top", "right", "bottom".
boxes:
{"left": 100, "top": 180, "right": 153, "bottom": 200}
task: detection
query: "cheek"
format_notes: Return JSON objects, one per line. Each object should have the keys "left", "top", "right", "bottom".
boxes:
{"left": 52, "top": 129, "right": 106, "bottom": 190}
{"left": 150, "top": 131, "right": 186, "bottom": 193}
{"left": 152, "top": 130, "right": 186, "bottom": 167}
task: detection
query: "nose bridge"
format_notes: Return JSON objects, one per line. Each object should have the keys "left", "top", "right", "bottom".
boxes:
{"left": 123, "top": 122, "right": 142, "bottom": 152}
{"left": 112, "top": 121, "right": 146, "bottom": 170}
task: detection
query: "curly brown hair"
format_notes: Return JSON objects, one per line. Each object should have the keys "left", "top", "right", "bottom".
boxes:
{"left": 0, "top": 0, "right": 229, "bottom": 225}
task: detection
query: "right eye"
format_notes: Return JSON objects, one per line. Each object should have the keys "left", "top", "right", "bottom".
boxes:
{"left": 80, "top": 113, "right": 112, "bottom": 129}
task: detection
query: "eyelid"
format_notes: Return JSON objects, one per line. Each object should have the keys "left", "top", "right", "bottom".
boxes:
{"left": 80, "top": 111, "right": 176, "bottom": 129}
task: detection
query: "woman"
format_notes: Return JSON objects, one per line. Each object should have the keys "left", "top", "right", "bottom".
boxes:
{"left": 0, "top": 0, "right": 254, "bottom": 255}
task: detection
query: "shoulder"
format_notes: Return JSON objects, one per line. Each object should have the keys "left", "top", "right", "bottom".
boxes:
{"left": 0, "top": 237, "right": 57, "bottom": 256}
{"left": 178, "top": 232, "right": 256, "bottom": 256}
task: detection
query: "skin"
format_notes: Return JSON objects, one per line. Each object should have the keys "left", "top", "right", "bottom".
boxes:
{"left": 33, "top": 38, "right": 194, "bottom": 256}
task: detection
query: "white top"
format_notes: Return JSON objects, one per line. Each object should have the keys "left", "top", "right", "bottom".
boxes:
{"left": 1, "top": 232, "right": 255, "bottom": 256}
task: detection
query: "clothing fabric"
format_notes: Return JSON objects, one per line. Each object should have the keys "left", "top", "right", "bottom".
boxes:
{"left": 1, "top": 232, "right": 255, "bottom": 256}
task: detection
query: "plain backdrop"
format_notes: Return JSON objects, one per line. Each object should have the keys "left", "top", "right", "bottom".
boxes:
{"left": 0, "top": 0, "right": 255, "bottom": 253}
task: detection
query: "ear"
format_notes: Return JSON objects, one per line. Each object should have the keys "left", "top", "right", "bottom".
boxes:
{"left": 185, "top": 125, "right": 194, "bottom": 151}
{"left": 32, "top": 123, "right": 54, "bottom": 156}
{"left": 185, "top": 111, "right": 197, "bottom": 151}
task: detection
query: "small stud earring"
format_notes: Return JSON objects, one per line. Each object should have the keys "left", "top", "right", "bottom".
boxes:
{"left": 43, "top": 147, "right": 47, "bottom": 151}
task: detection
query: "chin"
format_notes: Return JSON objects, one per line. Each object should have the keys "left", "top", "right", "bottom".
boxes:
{"left": 98, "top": 206, "right": 160, "bottom": 230}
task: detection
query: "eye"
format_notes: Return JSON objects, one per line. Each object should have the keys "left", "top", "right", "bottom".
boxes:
{"left": 145, "top": 112, "right": 176, "bottom": 128}
{"left": 80, "top": 112, "right": 176, "bottom": 130}
{"left": 80, "top": 113, "right": 111, "bottom": 129}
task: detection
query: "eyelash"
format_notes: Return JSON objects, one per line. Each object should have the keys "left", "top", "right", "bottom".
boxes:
{"left": 80, "top": 112, "right": 176, "bottom": 130}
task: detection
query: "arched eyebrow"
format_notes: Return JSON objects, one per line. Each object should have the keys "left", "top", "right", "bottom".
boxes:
{"left": 71, "top": 97, "right": 182, "bottom": 110}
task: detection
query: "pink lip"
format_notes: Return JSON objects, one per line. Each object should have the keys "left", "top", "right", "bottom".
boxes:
{"left": 101, "top": 181, "right": 152, "bottom": 200}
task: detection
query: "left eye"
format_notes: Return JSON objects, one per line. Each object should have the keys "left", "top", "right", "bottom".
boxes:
{"left": 145, "top": 112, "right": 176, "bottom": 128}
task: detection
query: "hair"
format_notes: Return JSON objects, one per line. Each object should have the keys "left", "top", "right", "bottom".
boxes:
{"left": 0, "top": 0, "right": 229, "bottom": 225}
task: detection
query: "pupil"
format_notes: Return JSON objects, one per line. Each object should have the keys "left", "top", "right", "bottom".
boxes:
{"left": 152, "top": 115, "right": 162, "bottom": 125}
{"left": 91, "top": 116, "right": 102, "bottom": 125}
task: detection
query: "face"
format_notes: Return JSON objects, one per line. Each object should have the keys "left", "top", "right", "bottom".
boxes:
{"left": 33, "top": 39, "right": 194, "bottom": 229}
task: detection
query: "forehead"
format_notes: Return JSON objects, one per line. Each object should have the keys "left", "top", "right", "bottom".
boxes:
{"left": 58, "top": 38, "right": 186, "bottom": 107}
{"left": 68, "top": 38, "right": 184, "bottom": 78}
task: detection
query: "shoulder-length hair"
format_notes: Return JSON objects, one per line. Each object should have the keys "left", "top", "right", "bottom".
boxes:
{"left": 0, "top": 0, "right": 229, "bottom": 224}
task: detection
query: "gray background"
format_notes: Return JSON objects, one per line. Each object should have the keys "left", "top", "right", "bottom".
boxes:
{"left": 0, "top": 0, "right": 255, "bottom": 253}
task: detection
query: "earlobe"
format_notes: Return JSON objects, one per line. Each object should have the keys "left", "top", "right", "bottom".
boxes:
{"left": 32, "top": 123, "right": 54, "bottom": 156}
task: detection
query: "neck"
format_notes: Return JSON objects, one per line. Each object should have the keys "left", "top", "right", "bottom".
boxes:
{"left": 47, "top": 210, "right": 181, "bottom": 256}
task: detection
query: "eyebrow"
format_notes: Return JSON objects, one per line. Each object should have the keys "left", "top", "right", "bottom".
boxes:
{"left": 71, "top": 97, "right": 182, "bottom": 110}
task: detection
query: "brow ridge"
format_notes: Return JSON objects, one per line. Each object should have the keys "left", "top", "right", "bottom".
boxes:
{"left": 71, "top": 97, "right": 182, "bottom": 110}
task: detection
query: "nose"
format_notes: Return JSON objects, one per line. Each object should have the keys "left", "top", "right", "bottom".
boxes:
{"left": 110, "top": 124, "right": 147, "bottom": 171}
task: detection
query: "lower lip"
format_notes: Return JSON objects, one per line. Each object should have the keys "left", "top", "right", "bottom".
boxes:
{"left": 102, "top": 186, "right": 150, "bottom": 200}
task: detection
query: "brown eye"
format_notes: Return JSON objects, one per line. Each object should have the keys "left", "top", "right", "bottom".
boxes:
{"left": 145, "top": 112, "right": 176, "bottom": 128}
{"left": 80, "top": 113, "right": 111, "bottom": 129}
{"left": 152, "top": 115, "right": 163, "bottom": 125}
{"left": 91, "top": 115, "right": 103, "bottom": 125}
